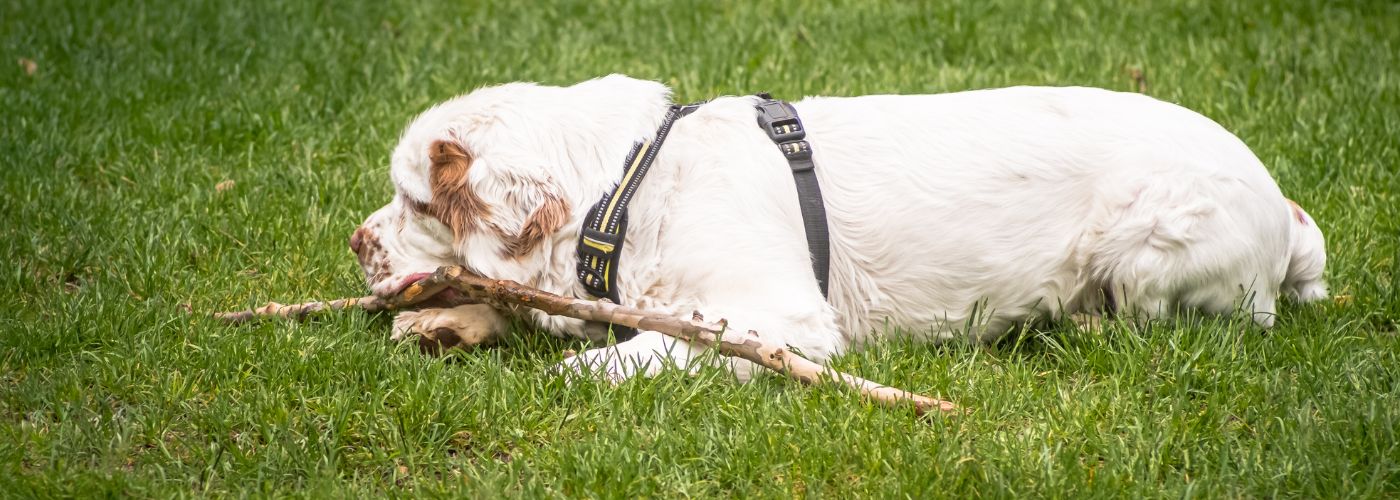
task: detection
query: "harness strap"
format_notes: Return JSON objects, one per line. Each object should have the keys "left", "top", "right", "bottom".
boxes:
{"left": 574, "top": 94, "right": 830, "bottom": 344}
{"left": 755, "top": 93, "right": 830, "bottom": 297}
{"left": 576, "top": 103, "right": 701, "bottom": 342}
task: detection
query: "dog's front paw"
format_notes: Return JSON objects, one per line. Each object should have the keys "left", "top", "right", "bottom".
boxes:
{"left": 391, "top": 304, "right": 507, "bottom": 354}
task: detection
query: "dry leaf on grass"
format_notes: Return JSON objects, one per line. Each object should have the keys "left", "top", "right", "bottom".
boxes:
{"left": 215, "top": 179, "right": 236, "bottom": 192}
{"left": 1127, "top": 66, "right": 1149, "bottom": 93}
{"left": 18, "top": 58, "right": 36, "bottom": 76}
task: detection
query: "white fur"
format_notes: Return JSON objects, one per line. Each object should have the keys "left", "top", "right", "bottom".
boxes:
{"left": 354, "top": 75, "right": 1329, "bottom": 380}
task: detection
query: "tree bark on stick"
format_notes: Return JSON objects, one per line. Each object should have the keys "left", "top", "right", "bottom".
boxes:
{"left": 215, "top": 266, "right": 959, "bottom": 416}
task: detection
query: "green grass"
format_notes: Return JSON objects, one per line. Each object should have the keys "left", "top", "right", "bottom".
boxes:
{"left": 3, "top": 0, "right": 1398, "bottom": 496}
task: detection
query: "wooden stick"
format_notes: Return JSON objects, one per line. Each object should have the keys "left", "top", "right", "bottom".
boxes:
{"left": 215, "top": 266, "right": 959, "bottom": 416}
{"left": 214, "top": 277, "right": 460, "bottom": 324}
{"left": 214, "top": 296, "right": 386, "bottom": 324}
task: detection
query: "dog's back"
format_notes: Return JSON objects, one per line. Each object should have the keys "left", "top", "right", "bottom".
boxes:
{"left": 788, "top": 86, "right": 1316, "bottom": 338}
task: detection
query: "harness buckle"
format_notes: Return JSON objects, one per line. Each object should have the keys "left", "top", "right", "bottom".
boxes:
{"left": 780, "top": 140, "right": 813, "bottom": 164}
{"left": 578, "top": 228, "right": 622, "bottom": 259}
{"left": 755, "top": 99, "right": 807, "bottom": 144}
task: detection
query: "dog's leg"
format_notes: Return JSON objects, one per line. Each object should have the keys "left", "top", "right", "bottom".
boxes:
{"left": 555, "top": 329, "right": 714, "bottom": 383}
{"left": 1179, "top": 280, "right": 1280, "bottom": 328}
{"left": 1108, "top": 278, "right": 1280, "bottom": 329}
{"left": 392, "top": 304, "right": 508, "bottom": 354}
{"left": 557, "top": 300, "right": 842, "bottom": 383}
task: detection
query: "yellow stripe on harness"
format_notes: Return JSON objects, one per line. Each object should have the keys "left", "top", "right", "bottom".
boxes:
{"left": 584, "top": 140, "right": 652, "bottom": 287}
{"left": 600, "top": 140, "right": 652, "bottom": 230}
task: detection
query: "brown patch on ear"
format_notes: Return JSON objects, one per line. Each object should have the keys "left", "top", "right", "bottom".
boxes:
{"left": 498, "top": 191, "right": 570, "bottom": 259}
{"left": 418, "top": 140, "right": 489, "bottom": 239}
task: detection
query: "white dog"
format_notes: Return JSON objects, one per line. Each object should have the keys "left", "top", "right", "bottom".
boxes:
{"left": 349, "top": 74, "right": 1328, "bottom": 380}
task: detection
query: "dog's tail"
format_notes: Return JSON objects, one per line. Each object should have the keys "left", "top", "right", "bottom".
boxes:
{"left": 1281, "top": 199, "right": 1329, "bottom": 302}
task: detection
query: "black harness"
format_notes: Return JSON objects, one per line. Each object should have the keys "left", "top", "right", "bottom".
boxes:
{"left": 575, "top": 94, "right": 829, "bottom": 342}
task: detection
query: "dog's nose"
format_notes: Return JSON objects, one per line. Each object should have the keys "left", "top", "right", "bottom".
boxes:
{"left": 349, "top": 227, "right": 365, "bottom": 254}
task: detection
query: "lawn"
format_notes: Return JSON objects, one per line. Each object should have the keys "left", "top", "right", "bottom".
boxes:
{"left": 3, "top": 0, "right": 1398, "bottom": 496}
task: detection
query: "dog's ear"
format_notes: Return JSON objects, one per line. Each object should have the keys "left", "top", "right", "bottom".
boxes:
{"left": 499, "top": 183, "right": 570, "bottom": 259}
{"left": 424, "top": 138, "right": 569, "bottom": 257}
{"left": 424, "top": 139, "right": 489, "bottom": 240}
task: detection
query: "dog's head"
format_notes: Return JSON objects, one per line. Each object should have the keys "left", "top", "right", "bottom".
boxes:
{"left": 349, "top": 75, "right": 671, "bottom": 318}
{"left": 1282, "top": 199, "right": 1328, "bottom": 302}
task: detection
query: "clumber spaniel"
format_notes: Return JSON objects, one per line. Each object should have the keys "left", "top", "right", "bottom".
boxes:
{"left": 350, "top": 75, "right": 1328, "bottom": 380}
